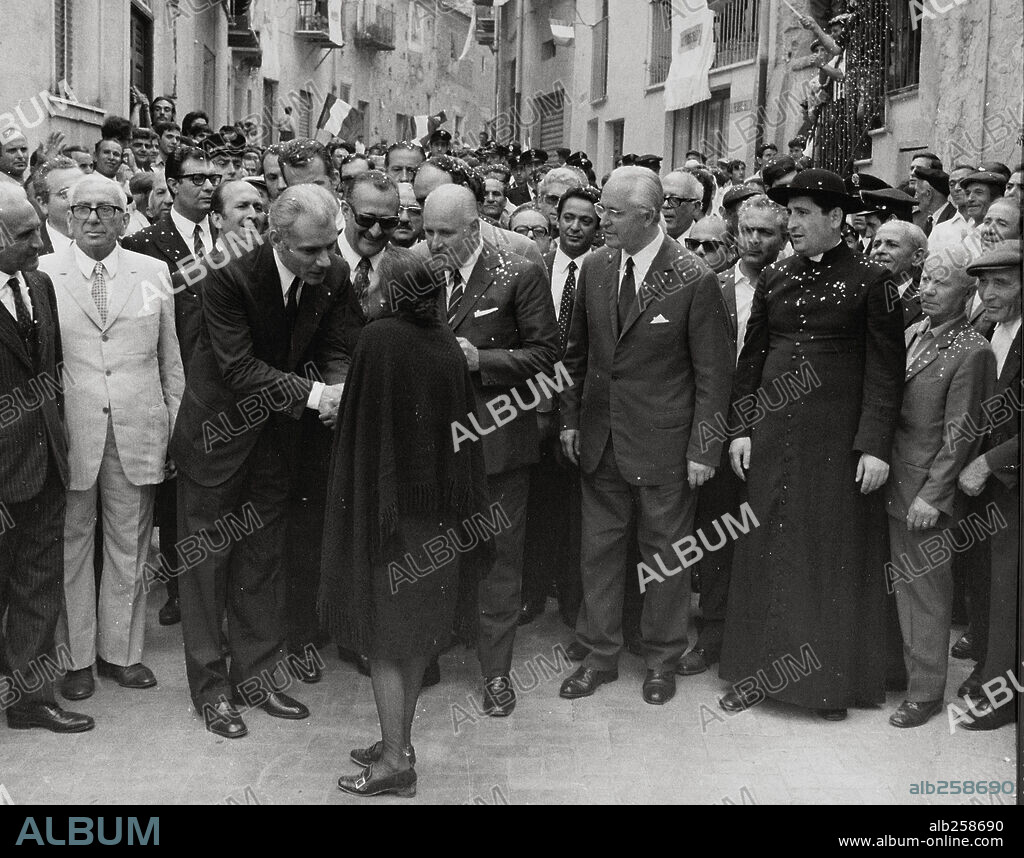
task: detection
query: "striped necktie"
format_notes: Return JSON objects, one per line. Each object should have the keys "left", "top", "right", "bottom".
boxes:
{"left": 447, "top": 270, "right": 464, "bottom": 328}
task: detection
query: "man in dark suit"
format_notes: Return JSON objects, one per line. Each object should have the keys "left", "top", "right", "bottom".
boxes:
{"left": 957, "top": 242, "right": 1021, "bottom": 731}
{"left": 558, "top": 166, "right": 734, "bottom": 705}
{"left": 885, "top": 249, "right": 995, "bottom": 728}
{"left": 423, "top": 185, "right": 558, "bottom": 717}
{"left": 869, "top": 221, "right": 929, "bottom": 329}
{"left": 122, "top": 143, "right": 218, "bottom": 628}
{"left": 170, "top": 184, "right": 354, "bottom": 738}
{"left": 0, "top": 185, "right": 92, "bottom": 732}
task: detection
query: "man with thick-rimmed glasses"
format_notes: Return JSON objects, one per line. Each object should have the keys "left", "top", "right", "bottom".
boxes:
{"left": 660, "top": 170, "right": 705, "bottom": 244}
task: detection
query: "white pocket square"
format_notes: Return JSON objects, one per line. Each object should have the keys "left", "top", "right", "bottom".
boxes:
{"left": 474, "top": 307, "right": 499, "bottom": 317}
{"left": 650, "top": 314, "right": 670, "bottom": 324}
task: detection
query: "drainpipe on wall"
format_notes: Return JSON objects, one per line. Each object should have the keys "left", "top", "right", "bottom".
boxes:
{"left": 516, "top": 0, "right": 525, "bottom": 145}
{"left": 753, "top": 0, "right": 771, "bottom": 152}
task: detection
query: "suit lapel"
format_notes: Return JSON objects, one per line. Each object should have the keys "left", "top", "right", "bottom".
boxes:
{"left": 720, "top": 268, "right": 738, "bottom": 340}
{"left": 996, "top": 329, "right": 1022, "bottom": 389}
{"left": 906, "top": 320, "right": 964, "bottom": 381}
{"left": 155, "top": 212, "right": 192, "bottom": 266}
{"left": 619, "top": 238, "right": 674, "bottom": 340}
{"left": 0, "top": 298, "right": 32, "bottom": 368}
{"left": 606, "top": 250, "right": 622, "bottom": 340}
{"left": 103, "top": 249, "right": 137, "bottom": 329}
{"left": 55, "top": 248, "right": 105, "bottom": 330}
{"left": 451, "top": 248, "right": 499, "bottom": 332}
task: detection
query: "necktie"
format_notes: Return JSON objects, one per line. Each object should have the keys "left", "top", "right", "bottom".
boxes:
{"left": 447, "top": 270, "right": 464, "bottom": 328}
{"left": 285, "top": 276, "right": 301, "bottom": 332}
{"left": 193, "top": 224, "right": 206, "bottom": 260}
{"left": 353, "top": 256, "right": 372, "bottom": 314}
{"left": 617, "top": 257, "right": 636, "bottom": 329}
{"left": 91, "top": 262, "right": 108, "bottom": 325}
{"left": 6, "top": 276, "right": 33, "bottom": 343}
{"left": 557, "top": 261, "right": 577, "bottom": 353}
{"left": 906, "top": 324, "right": 933, "bottom": 370}
{"left": 924, "top": 214, "right": 934, "bottom": 237}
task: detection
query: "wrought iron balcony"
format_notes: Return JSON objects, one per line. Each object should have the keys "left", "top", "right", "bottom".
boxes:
{"left": 227, "top": 9, "right": 261, "bottom": 53}
{"left": 296, "top": 0, "right": 332, "bottom": 42}
{"left": 710, "top": 0, "right": 759, "bottom": 69}
{"left": 355, "top": 0, "right": 396, "bottom": 52}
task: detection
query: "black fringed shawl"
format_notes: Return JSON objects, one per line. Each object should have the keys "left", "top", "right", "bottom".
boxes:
{"left": 317, "top": 310, "right": 493, "bottom": 653}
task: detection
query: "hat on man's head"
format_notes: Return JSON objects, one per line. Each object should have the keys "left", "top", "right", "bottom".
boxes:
{"left": 520, "top": 148, "right": 548, "bottom": 166}
{"left": 914, "top": 167, "right": 950, "bottom": 197}
{"left": 768, "top": 168, "right": 862, "bottom": 213}
{"left": 845, "top": 172, "right": 889, "bottom": 195}
{"left": 428, "top": 128, "right": 452, "bottom": 144}
{"left": 0, "top": 125, "right": 26, "bottom": 145}
{"left": 962, "top": 170, "right": 1008, "bottom": 191}
{"left": 965, "top": 240, "right": 1023, "bottom": 277}
{"left": 859, "top": 187, "right": 917, "bottom": 222}
{"left": 554, "top": 147, "right": 571, "bottom": 161}
{"left": 977, "top": 161, "right": 1011, "bottom": 180}
{"left": 635, "top": 154, "right": 663, "bottom": 173}
{"left": 723, "top": 185, "right": 760, "bottom": 210}
{"left": 566, "top": 151, "right": 593, "bottom": 171}
{"left": 204, "top": 132, "right": 245, "bottom": 156}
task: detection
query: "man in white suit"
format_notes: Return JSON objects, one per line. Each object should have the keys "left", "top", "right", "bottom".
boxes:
{"left": 39, "top": 175, "right": 184, "bottom": 702}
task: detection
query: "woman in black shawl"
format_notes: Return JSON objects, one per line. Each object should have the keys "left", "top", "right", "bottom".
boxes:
{"left": 319, "top": 253, "right": 492, "bottom": 798}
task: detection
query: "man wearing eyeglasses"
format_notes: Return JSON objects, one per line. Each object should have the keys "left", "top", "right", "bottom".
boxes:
{"left": 536, "top": 167, "right": 586, "bottom": 234}
{"left": 39, "top": 175, "right": 184, "bottom": 704}
{"left": 557, "top": 166, "right": 733, "bottom": 706}
{"left": 121, "top": 144, "right": 218, "bottom": 628}
{"left": 391, "top": 182, "right": 424, "bottom": 249}
{"left": 508, "top": 205, "right": 552, "bottom": 257}
{"left": 661, "top": 171, "right": 705, "bottom": 245}
{"left": 32, "top": 156, "right": 84, "bottom": 257}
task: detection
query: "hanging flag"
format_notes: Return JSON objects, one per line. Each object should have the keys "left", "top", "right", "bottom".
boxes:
{"left": 664, "top": 0, "right": 717, "bottom": 113}
{"left": 315, "top": 93, "right": 352, "bottom": 142}
{"left": 326, "top": 0, "right": 344, "bottom": 47}
{"left": 457, "top": 5, "right": 477, "bottom": 62}
{"left": 549, "top": 19, "right": 574, "bottom": 46}
{"left": 413, "top": 115, "right": 431, "bottom": 140}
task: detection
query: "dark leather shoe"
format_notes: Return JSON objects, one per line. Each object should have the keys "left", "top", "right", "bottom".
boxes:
{"left": 818, "top": 708, "right": 848, "bottom": 721}
{"left": 287, "top": 652, "right": 323, "bottom": 684}
{"left": 559, "top": 666, "right": 618, "bottom": 699}
{"left": 566, "top": 641, "right": 590, "bottom": 662}
{"left": 676, "top": 647, "right": 717, "bottom": 676}
{"left": 642, "top": 670, "right": 676, "bottom": 705}
{"left": 60, "top": 667, "right": 95, "bottom": 701}
{"left": 517, "top": 601, "right": 544, "bottom": 626}
{"left": 96, "top": 659, "right": 157, "bottom": 689}
{"left": 6, "top": 701, "right": 95, "bottom": 733}
{"left": 203, "top": 701, "right": 247, "bottom": 739}
{"left": 158, "top": 596, "right": 181, "bottom": 626}
{"left": 338, "top": 764, "right": 416, "bottom": 798}
{"left": 259, "top": 691, "right": 309, "bottom": 720}
{"left": 961, "top": 697, "right": 1016, "bottom": 731}
{"left": 957, "top": 665, "right": 984, "bottom": 699}
{"left": 350, "top": 741, "right": 416, "bottom": 768}
{"left": 950, "top": 631, "right": 977, "bottom": 660}
{"left": 482, "top": 675, "right": 516, "bottom": 716}
{"left": 719, "top": 686, "right": 762, "bottom": 712}
{"left": 889, "top": 698, "right": 943, "bottom": 728}
{"left": 421, "top": 657, "right": 440, "bottom": 689}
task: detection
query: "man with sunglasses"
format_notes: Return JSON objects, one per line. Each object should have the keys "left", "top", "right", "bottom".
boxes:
{"left": 684, "top": 217, "right": 736, "bottom": 275}
{"left": 536, "top": 167, "right": 586, "bottom": 234}
{"left": 39, "top": 175, "right": 184, "bottom": 704}
{"left": 661, "top": 170, "right": 705, "bottom": 244}
{"left": 121, "top": 144, "right": 219, "bottom": 628}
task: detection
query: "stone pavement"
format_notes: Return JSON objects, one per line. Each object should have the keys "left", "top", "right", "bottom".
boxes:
{"left": 0, "top": 588, "right": 1015, "bottom": 806}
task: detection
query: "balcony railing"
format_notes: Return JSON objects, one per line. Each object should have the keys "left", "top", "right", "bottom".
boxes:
{"left": 296, "top": 0, "right": 332, "bottom": 42}
{"left": 886, "top": 0, "right": 921, "bottom": 92}
{"left": 649, "top": 0, "right": 672, "bottom": 87}
{"left": 227, "top": 10, "right": 261, "bottom": 53}
{"left": 591, "top": 16, "right": 609, "bottom": 101}
{"left": 711, "top": 0, "right": 758, "bottom": 69}
{"left": 355, "top": 0, "right": 396, "bottom": 51}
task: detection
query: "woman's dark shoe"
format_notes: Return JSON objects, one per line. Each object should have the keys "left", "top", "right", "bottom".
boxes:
{"left": 957, "top": 665, "right": 984, "bottom": 699}
{"left": 960, "top": 698, "right": 1016, "bottom": 731}
{"left": 421, "top": 658, "right": 441, "bottom": 688}
{"left": 719, "top": 686, "right": 762, "bottom": 712}
{"left": 338, "top": 763, "right": 417, "bottom": 797}
{"left": 350, "top": 741, "right": 416, "bottom": 767}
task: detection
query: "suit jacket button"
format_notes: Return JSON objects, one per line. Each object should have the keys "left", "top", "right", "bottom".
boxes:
{"left": 102, "top": 407, "right": 109, "bottom": 414}
{"left": 102, "top": 335, "right": 109, "bottom": 342}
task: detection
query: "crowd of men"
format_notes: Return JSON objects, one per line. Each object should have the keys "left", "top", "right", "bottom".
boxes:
{"left": 0, "top": 93, "right": 1020, "bottom": 741}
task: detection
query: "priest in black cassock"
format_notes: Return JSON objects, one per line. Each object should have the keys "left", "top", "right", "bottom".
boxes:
{"left": 720, "top": 170, "right": 905, "bottom": 721}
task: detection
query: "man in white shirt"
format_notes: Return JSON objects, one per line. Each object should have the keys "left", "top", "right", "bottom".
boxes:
{"left": 39, "top": 175, "right": 184, "bottom": 703}
{"left": 31, "top": 156, "right": 84, "bottom": 256}
{"left": 869, "top": 221, "right": 929, "bottom": 328}
{"left": 661, "top": 171, "right": 704, "bottom": 245}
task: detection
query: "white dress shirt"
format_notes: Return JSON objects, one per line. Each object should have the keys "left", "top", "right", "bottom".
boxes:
{"left": 0, "top": 270, "right": 33, "bottom": 321}
{"left": 445, "top": 242, "right": 484, "bottom": 307}
{"left": 337, "top": 231, "right": 385, "bottom": 307}
{"left": 732, "top": 260, "right": 756, "bottom": 363}
{"left": 272, "top": 249, "right": 325, "bottom": 409}
{"left": 991, "top": 318, "right": 1021, "bottom": 377}
{"left": 550, "top": 246, "right": 588, "bottom": 320}
{"left": 618, "top": 231, "right": 665, "bottom": 301}
{"left": 73, "top": 242, "right": 120, "bottom": 282}
{"left": 170, "top": 206, "right": 213, "bottom": 256}
{"left": 928, "top": 208, "right": 970, "bottom": 254}
{"left": 46, "top": 224, "right": 75, "bottom": 256}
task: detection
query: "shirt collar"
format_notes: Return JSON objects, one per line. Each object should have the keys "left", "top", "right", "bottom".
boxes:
{"left": 620, "top": 231, "right": 664, "bottom": 279}
{"left": 337, "top": 231, "right": 385, "bottom": 274}
{"left": 807, "top": 239, "right": 844, "bottom": 263}
{"left": 272, "top": 249, "right": 300, "bottom": 299}
{"left": 74, "top": 243, "right": 120, "bottom": 279}
{"left": 455, "top": 241, "right": 484, "bottom": 285}
{"left": 170, "top": 205, "right": 211, "bottom": 247}
{"left": 995, "top": 317, "right": 1022, "bottom": 339}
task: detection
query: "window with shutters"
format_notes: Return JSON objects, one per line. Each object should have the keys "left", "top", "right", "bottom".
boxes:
{"left": 129, "top": 5, "right": 153, "bottom": 97}
{"left": 54, "top": 0, "right": 73, "bottom": 88}
{"left": 649, "top": 0, "right": 672, "bottom": 87}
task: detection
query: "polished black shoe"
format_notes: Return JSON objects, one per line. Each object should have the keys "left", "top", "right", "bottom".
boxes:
{"left": 517, "top": 601, "right": 544, "bottom": 626}
{"left": 957, "top": 666, "right": 984, "bottom": 699}
{"left": 676, "top": 647, "right": 718, "bottom": 676}
{"left": 482, "top": 675, "right": 516, "bottom": 716}
{"left": 950, "top": 631, "right": 977, "bottom": 660}
{"left": 961, "top": 697, "right": 1016, "bottom": 731}
{"left": 287, "top": 652, "right": 323, "bottom": 684}
{"left": 60, "top": 667, "right": 95, "bottom": 701}
{"left": 338, "top": 764, "right": 417, "bottom": 798}
{"left": 559, "top": 666, "right": 618, "bottom": 699}
{"left": 96, "top": 658, "right": 157, "bottom": 689}
{"left": 421, "top": 657, "right": 441, "bottom": 689}
{"left": 350, "top": 741, "right": 416, "bottom": 768}
{"left": 565, "top": 640, "right": 590, "bottom": 662}
{"left": 259, "top": 691, "right": 309, "bottom": 720}
{"left": 818, "top": 708, "right": 848, "bottom": 721}
{"left": 203, "top": 700, "right": 248, "bottom": 739}
{"left": 889, "top": 698, "right": 943, "bottom": 728}
{"left": 158, "top": 595, "right": 181, "bottom": 626}
{"left": 6, "top": 701, "right": 95, "bottom": 733}
{"left": 642, "top": 670, "right": 676, "bottom": 705}
{"left": 719, "top": 686, "right": 762, "bottom": 712}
